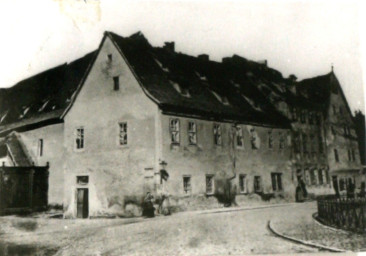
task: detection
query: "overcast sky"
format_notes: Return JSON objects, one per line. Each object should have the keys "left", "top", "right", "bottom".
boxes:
{"left": 0, "top": 0, "right": 364, "bottom": 113}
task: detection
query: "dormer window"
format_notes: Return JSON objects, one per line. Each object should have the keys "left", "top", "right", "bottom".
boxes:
{"left": 113, "top": 76, "right": 119, "bottom": 91}
{"left": 154, "top": 58, "right": 169, "bottom": 73}
{"left": 39, "top": 100, "right": 49, "bottom": 112}
{"left": 195, "top": 71, "right": 207, "bottom": 81}
{"left": 211, "top": 91, "right": 230, "bottom": 106}
{"left": 19, "top": 106, "right": 30, "bottom": 119}
{"left": 169, "top": 80, "right": 190, "bottom": 98}
{"left": 0, "top": 111, "right": 9, "bottom": 123}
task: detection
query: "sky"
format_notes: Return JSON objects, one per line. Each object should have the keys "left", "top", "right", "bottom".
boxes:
{"left": 0, "top": 0, "right": 365, "bottom": 113}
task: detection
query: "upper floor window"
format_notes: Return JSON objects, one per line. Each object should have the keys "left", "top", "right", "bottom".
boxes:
{"left": 300, "top": 110, "right": 307, "bottom": 124}
{"left": 334, "top": 148, "right": 339, "bottom": 162}
{"left": 271, "top": 173, "right": 283, "bottom": 191}
{"left": 188, "top": 121, "right": 197, "bottom": 145}
{"left": 170, "top": 119, "right": 180, "bottom": 144}
{"left": 318, "top": 133, "right": 324, "bottom": 153}
{"left": 348, "top": 149, "right": 352, "bottom": 162}
{"left": 107, "top": 54, "right": 113, "bottom": 62}
{"left": 308, "top": 111, "right": 314, "bottom": 124}
{"left": 113, "top": 76, "right": 120, "bottom": 91}
{"left": 268, "top": 130, "right": 273, "bottom": 149}
{"left": 304, "top": 169, "right": 310, "bottom": 185}
{"left": 316, "top": 112, "right": 322, "bottom": 125}
{"left": 351, "top": 149, "right": 356, "bottom": 162}
{"left": 291, "top": 107, "right": 298, "bottom": 121}
{"left": 236, "top": 126, "right": 244, "bottom": 148}
{"left": 213, "top": 124, "right": 222, "bottom": 146}
{"left": 279, "top": 132, "right": 285, "bottom": 149}
{"left": 119, "top": 122, "right": 128, "bottom": 145}
{"left": 318, "top": 169, "right": 324, "bottom": 185}
{"left": 76, "top": 127, "right": 84, "bottom": 150}
{"left": 250, "top": 128, "right": 258, "bottom": 150}
{"left": 332, "top": 105, "right": 337, "bottom": 115}
{"left": 302, "top": 133, "right": 308, "bottom": 153}
{"left": 38, "top": 139, "right": 43, "bottom": 157}
{"left": 339, "top": 106, "right": 343, "bottom": 115}
{"left": 294, "top": 133, "right": 300, "bottom": 153}
{"left": 76, "top": 176, "right": 89, "bottom": 185}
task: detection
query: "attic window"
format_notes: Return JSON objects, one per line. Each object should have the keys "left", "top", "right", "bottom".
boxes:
{"left": 241, "top": 94, "right": 262, "bottom": 112}
{"left": 169, "top": 80, "right": 190, "bottom": 98}
{"left": 0, "top": 111, "right": 9, "bottom": 123}
{"left": 113, "top": 76, "right": 120, "bottom": 91}
{"left": 211, "top": 91, "right": 230, "bottom": 106}
{"left": 195, "top": 72, "right": 207, "bottom": 81}
{"left": 38, "top": 100, "right": 49, "bottom": 112}
{"left": 154, "top": 58, "right": 169, "bottom": 73}
{"left": 107, "top": 54, "right": 112, "bottom": 62}
{"left": 19, "top": 107, "right": 30, "bottom": 119}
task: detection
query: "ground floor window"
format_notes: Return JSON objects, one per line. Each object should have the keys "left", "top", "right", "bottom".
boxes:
{"left": 183, "top": 176, "right": 191, "bottom": 194}
{"left": 304, "top": 169, "right": 310, "bottom": 185}
{"left": 318, "top": 169, "right": 324, "bottom": 185}
{"left": 254, "top": 176, "right": 262, "bottom": 192}
{"left": 239, "top": 174, "right": 246, "bottom": 193}
{"left": 310, "top": 169, "right": 317, "bottom": 185}
{"left": 339, "top": 177, "right": 347, "bottom": 191}
{"left": 271, "top": 173, "right": 283, "bottom": 191}
{"left": 206, "top": 175, "right": 214, "bottom": 195}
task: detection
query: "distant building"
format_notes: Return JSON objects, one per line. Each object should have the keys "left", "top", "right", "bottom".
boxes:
{"left": 0, "top": 31, "right": 362, "bottom": 218}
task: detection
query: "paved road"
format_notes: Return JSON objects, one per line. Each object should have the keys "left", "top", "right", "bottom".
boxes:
{"left": 56, "top": 203, "right": 319, "bottom": 255}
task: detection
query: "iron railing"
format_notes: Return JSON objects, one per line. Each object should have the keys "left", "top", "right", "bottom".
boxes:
{"left": 317, "top": 196, "right": 366, "bottom": 233}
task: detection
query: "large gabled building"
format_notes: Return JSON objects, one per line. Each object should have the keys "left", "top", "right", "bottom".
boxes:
{"left": 0, "top": 31, "right": 362, "bottom": 218}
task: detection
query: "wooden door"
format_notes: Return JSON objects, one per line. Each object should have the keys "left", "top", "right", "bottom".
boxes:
{"left": 77, "top": 188, "right": 88, "bottom": 218}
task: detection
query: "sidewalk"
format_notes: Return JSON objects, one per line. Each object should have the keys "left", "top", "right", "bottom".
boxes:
{"left": 269, "top": 202, "right": 366, "bottom": 252}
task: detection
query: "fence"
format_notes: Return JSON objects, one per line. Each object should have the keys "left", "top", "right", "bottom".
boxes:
{"left": 317, "top": 196, "right": 366, "bottom": 233}
{"left": 0, "top": 166, "right": 49, "bottom": 215}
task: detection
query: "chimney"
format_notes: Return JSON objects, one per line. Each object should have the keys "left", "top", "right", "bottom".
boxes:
{"left": 163, "top": 42, "right": 175, "bottom": 52}
{"left": 258, "top": 59, "right": 267, "bottom": 67}
{"left": 198, "top": 54, "right": 209, "bottom": 61}
{"left": 222, "top": 57, "right": 232, "bottom": 64}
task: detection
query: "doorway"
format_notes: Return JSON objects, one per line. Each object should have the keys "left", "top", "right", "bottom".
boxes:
{"left": 77, "top": 188, "right": 89, "bottom": 218}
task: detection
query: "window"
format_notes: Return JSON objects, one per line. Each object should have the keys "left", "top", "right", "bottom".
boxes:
{"left": 236, "top": 126, "right": 244, "bottom": 148}
{"left": 321, "top": 169, "right": 327, "bottom": 185}
{"left": 331, "top": 126, "right": 336, "bottom": 135}
{"left": 316, "top": 112, "right": 322, "bottom": 125}
{"left": 310, "top": 169, "right": 317, "bottom": 185}
{"left": 239, "top": 174, "right": 247, "bottom": 193}
{"left": 76, "top": 176, "right": 89, "bottom": 185}
{"left": 309, "top": 134, "right": 316, "bottom": 153}
{"left": 76, "top": 128, "right": 84, "bottom": 149}
{"left": 268, "top": 131, "right": 273, "bottom": 149}
{"left": 318, "top": 134, "right": 324, "bottom": 153}
{"left": 170, "top": 119, "right": 180, "bottom": 144}
{"left": 254, "top": 176, "right": 262, "bottom": 192}
{"left": 351, "top": 149, "right": 356, "bottom": 162}
{"left": 334, "top": 149, "right": 339, "bottom": 162}
{"left": 339, "top": 106, "right": 343, "bottom": 115}
{"left": 318, "top": 169, "right": 323, "bottom": 185}
{"left": 291, "top": 107, "right": 298, "bottom": 121}
{"left": 183, "top": 176, "right": 191, "bottom": 194}
{"left": 271, "top": 173, "right": 283, "bottom": 191}
{"left": 302, "top": 133, "right": 308, "bottom": 153}
{"left": 206, "top": 175, "right": 214, "bottom": 195}
{"left": 333, "top": 105, "right": 337, "bottom": 115}
{"left": 325, "top": 168, "right": 330, "bottom": 184}
{"left": 188, "top": 121, "right": 197, "bottom": 145}
{"left": 308, "top": 111, "right": 314, "bottom": 124}
{"left": 38, "top": 139, "right": 43, "bottom": 157}
{"left": 107, "top": 54, "right": 112, "bottom": 62}
{"left": 304, "top": 169, "right": 310, "bottom": 185}
{"left": 279, "top": 132, "right": 285, "bottom": 149}
{"left": 339, "top": 178, "right": 346, "bottom": 191}
{"left": 294, "top": 133, "right": 300, "bottom": 153}
{"left": 213, "top": 124, "right": 222, "bottom": 146}
{"left": 348, "top": 149, "right": 352, "bottom": 161}
{"left": 113, "top": 76, "right": 119, "bottom": 91}
{"left": 300, "top": 110, "right": 307, "bottom": 124}
{"left": 119, "top": 122, "right": 128, "bottom": 145}
{"left": 250, "top": 128, "right": 258, "bottom": 150}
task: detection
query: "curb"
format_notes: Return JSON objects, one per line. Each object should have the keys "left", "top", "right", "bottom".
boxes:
{"left": 267, "top": 220, "right": 346, "bottom": 253}
{"left": 198, "top": 202, "right": 300, "bottom": 215}
{"left": 312, "top": 213, "right": 350, "bottom": 234}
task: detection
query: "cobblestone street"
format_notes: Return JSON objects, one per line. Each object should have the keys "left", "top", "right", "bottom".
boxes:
{"left": 50, "top": 203, "right": 317, "bottom": 255}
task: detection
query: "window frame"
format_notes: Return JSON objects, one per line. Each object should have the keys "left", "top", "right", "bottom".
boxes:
{"left": 334, "top": 148, "right": 339, "bottom": 162}
{"left": 113, "top": 76, "right": 120, "bottom": 91}
{"left": 236, "top": 125, "right": 244, "bottom": 149}
{"left": 75, "top": 127, "right": 85, "bottom": 151}
{"left": 118, "top": 122, "right": 128, "bottom": 146}
{"left": 183, "top": 175, "right": 192, "bottom": 195}
{"left": 254, "top": 176, "right": 262, "bottom": 192}
{"left": 271, "top": 173, "right": 283, "bottom": 192}
{"left": 38, "top": 138, "right": 43, "bottom": 157}
{"left": 188, "top": 121, "right": 197, "bottom": 145}
{"left": 170, "top": 119, "right": 180, "bottom": 145}
{"left": 213, "top": 124, "right": 222, "bottom": 146}
{"left": 239, "top": 174, "right": 247, "bottom": 194}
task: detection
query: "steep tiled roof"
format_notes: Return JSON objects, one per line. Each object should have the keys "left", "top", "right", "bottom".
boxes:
{"left": 108, "top": 31, "right": 292, "bottom": 128}
{"left": 0, "top": 51, "right": 97, "bottom": 134}
{"left": 0, "top": 132, "right": 33, "bottom": 166}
